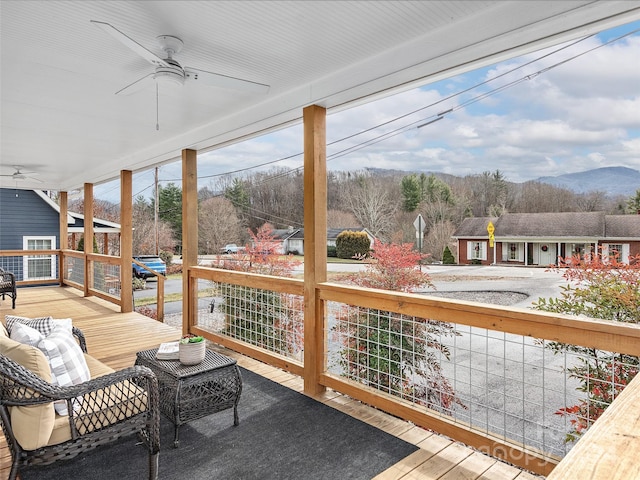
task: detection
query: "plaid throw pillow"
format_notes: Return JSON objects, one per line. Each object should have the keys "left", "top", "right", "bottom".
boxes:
{"left": 5, "top": 315, "right": 54, "bottom": 336}
{"left": 37, "top": 324, "right": 91, "bottom": 415}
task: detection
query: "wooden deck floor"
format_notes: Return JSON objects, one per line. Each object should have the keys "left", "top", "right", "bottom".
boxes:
{"left": 1, "top": 286, "right": 541, "bottom": 480}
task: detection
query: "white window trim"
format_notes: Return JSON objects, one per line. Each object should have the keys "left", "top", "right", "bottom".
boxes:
{"left": 467, "top": 241, "right": 487, "bottom": 261}
{"left": 602, "top": 243, "right": 630, "bottom": 264}
{"left": 22, "top": 236, "right": 57, "bottom": 280}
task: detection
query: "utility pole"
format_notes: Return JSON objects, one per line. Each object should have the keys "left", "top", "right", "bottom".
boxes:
{"left": 155, "top": 167, "right": 159, "bottom": 255}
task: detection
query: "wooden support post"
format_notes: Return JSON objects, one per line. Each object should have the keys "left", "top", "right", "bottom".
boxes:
{"left": 59, "top": 191, "right": 68, "bottom": 285}
{"left": 303, "top": 105, "right": 327, "bottom": 395}
{"left": 83, "top": 183, "right": 94, "bottom": 296}
{"left": 120, "top": 170, "right": 133, "bottom": 313}
{"left": 182, "top": 149, "right": 198, "bottom": 336}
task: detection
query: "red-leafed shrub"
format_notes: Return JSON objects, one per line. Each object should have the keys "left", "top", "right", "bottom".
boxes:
{"left": 533, "top": 250, "right": 640, "bottom": 442}
{"left": 333, "top": 242, "right": 464, "bottom": 414}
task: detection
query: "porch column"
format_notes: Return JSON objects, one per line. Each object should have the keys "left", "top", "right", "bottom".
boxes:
{"left": 303, "top": 105, "right": 327, "bottom": 395}
{"left": 83, "top": 183, "right": 94, "bottom": 296}
{"left": 524, "top": 241, "right": 528, "bottom": 266}
{"left": 120, "top": 170, "right": 133, "bottom": 313}
{"left": 182, "top": 149, "right": 198, "bottom": 336}
{"left": 59, "top": 191, "right": 68, "bottom": 285}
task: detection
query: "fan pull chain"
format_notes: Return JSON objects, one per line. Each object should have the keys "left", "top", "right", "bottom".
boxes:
{"left": 156, "top": 83, "right": 160, "bottom": 131}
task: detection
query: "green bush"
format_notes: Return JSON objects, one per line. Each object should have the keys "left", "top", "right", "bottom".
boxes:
{"left": 132, "top": 277, "right": 146, "bottom": 290}
{"left": 76, "top": 235, "right": 99, "bottom": 253}
{"left": 327, "top": 246, "right": 337, "bottom": 257}
{"left": 442, "top": 246, "right": 455, "bottom": 264}
{"left": 470, "top": 259, "right": 482, "bottom": 265}
{"left": 159, "top": 250, "right": 173, "bottom": 266}
{"left": 336, "top": 231, "right": 370, "bottom": 259}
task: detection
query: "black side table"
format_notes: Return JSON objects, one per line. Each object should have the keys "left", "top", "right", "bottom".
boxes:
{"left": 135, "top": 347, "right": 242, "bottom": 447}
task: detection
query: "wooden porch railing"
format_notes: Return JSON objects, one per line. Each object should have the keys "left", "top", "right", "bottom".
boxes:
{"left": 0, "top": 250, "right": 165, "bottom": 320}
{"left": 185, "top": 265, "right": 640, "bottom": 477}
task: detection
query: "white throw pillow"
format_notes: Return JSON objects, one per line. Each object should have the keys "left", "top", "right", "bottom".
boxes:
{"left": 37, "top": 324, "right": 91, "bottom": 415}
{"left": 10, "top": 322, "right": 45, "bottom": 347}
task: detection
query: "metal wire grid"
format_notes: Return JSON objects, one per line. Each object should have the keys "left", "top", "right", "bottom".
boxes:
{"left": 0, "top": 254, "right": 59, "bottom": 282}
{"left": 64, "top": 256, "right": 85, "bottom": 285}
{"left": 198, "top": 282, "right": 304, "bottom": 361}
{"left": 325, "top": 300, "right": 637, "bottom": 459}
{"left": 91, "top": 261, "right": 121, "bottom": 297}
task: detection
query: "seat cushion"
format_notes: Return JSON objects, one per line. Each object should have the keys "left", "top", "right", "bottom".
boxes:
{"left": 0, "top": 334, "right": 56, "bottom": 451}
{"left": 48, "top": 372, "right": 149, "bottom": 446}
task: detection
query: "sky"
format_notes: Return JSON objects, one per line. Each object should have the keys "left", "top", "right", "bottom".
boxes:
{"left": 95, "top": 20, "right": 640, "bottom": 202}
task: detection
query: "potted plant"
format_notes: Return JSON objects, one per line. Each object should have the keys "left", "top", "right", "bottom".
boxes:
{"left": 179, "top": 334, "right": 206, "bottom": 365}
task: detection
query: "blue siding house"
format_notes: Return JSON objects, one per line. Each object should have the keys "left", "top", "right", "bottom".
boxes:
{"left": 0, "top": 189, "right": 120, "bottom": 281}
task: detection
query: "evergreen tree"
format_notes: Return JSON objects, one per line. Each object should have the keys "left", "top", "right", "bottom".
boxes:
{"left": 442, "top": 246, "right": 455, "bottom": 264}
{"left": 156, "top": 183, "right": 183, "bottom": 243}
{"left": 626, "top": 189, "right": 640, "bottom": 214}
{"left": 401, "top": 174, "right": 421, "bottom": 212}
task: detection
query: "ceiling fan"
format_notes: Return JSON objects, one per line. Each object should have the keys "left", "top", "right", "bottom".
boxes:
{"left": 0, "top": 166, "right": 42, "bottom": 182}
{"left": 91, "top": 20, "right": 270, "bottom": 96}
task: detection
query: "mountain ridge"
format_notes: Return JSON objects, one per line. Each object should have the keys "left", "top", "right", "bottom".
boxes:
{"left": 534, "top": 166, "right": 639, "bottom": 196}
{"left": 364, "top": 166, "right": 639, "bottom": 197}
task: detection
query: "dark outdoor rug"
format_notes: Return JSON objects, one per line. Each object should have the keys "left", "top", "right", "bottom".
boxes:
{"left": 21, "top": 368, "right": 418, "bottom": 480}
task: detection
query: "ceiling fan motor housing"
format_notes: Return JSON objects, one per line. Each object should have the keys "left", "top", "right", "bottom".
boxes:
{"left": 154, "top": 58, "right": 185, "bottom": 86}
{"left": 153, "top": 35, "right": 185, "bottom": 86}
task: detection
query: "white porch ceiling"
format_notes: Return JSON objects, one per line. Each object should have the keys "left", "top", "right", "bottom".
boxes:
{"left": 2, "top": 1, "right": 639, "bottom": 191}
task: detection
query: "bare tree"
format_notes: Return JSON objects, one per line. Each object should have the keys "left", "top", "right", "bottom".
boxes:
{"left": 198, "top": 197, "right": 244, "bottom": 254}
{"left": 327, "top": 209, "right": 360, "bottom": 228}
{"left": 342, "top": 174, "right": 400, "bottom": 241}
{"left": 424, "top": 220, "right": 456, "bottom": 262}
{"left": 576, "top": 191, "right": 607, "bottom": 212}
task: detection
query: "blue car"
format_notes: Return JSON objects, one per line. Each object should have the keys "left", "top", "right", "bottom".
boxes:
{"left": 132, "top": 255, "right": 167, "bottom": 279}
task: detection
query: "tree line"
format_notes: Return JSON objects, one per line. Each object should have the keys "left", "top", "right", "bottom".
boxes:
{"left": 68, "top": 168, "right": 640, "bottom": 260}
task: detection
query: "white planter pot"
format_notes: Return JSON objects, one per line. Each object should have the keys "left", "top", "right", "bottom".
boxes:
{"left": 179, "top": 341, "right": 206, "bottom": 365}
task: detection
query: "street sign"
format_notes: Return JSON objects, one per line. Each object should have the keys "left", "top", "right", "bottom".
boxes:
{"left": 487, "top": 221, "right": 495, "bottom": 247}
{"left": 413, "top": 214, "right": 425, "bottom": 232}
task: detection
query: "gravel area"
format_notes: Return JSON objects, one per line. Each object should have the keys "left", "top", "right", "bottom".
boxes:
{"left": 420, "top": 290, "right": 529, "bottom": 306}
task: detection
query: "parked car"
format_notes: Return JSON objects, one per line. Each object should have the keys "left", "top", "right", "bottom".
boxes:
{"left": 220, "top": 244, "right": 246, "bottom": 254}
{"left": 132, "top": 255, "right": 167, "bottom": 278}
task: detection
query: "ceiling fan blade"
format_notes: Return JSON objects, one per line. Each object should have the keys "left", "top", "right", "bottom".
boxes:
{"left": 184, "top": 67, "right": 269, "bottom": 94}
{"left": 91, "top": 20, "right": 169, "bottom": 67}
{"left": 115, "top": 73, "right": 155, "bottom": 95}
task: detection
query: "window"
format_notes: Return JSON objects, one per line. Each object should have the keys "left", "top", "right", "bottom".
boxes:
{"left": 468, "top": 241, "right": 487, "bottom": 261}
{"left": 602, "top": 243, "right": 630, "bottom": 264}
{"left": 23, "top": 236, "right": 56, "bottom": 280}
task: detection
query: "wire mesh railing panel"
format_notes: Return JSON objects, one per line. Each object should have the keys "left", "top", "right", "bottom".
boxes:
{"left": 198, "top": 282, "right": 304, "bottom": 361}
{"left": 0, "top": 254, "right": 59, "bottom": 282}
{"left": 325, "top": 300, "right": 637, "bottom": 460}
{"left": 91, "top": 260, "right": 121, "bottom": 298}
{"left": 0, "top": 256, "right": 24, "bottom": 280}
{"left": 64, "top": 256, "right": 85, "bottom": 286}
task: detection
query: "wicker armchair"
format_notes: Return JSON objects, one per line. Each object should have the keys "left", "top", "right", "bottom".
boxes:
{"left": 0, "top": 268, "right": 16, "bottom": 309}
{"left": 0, "top": 327, "right": 160, "bottom": 480}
